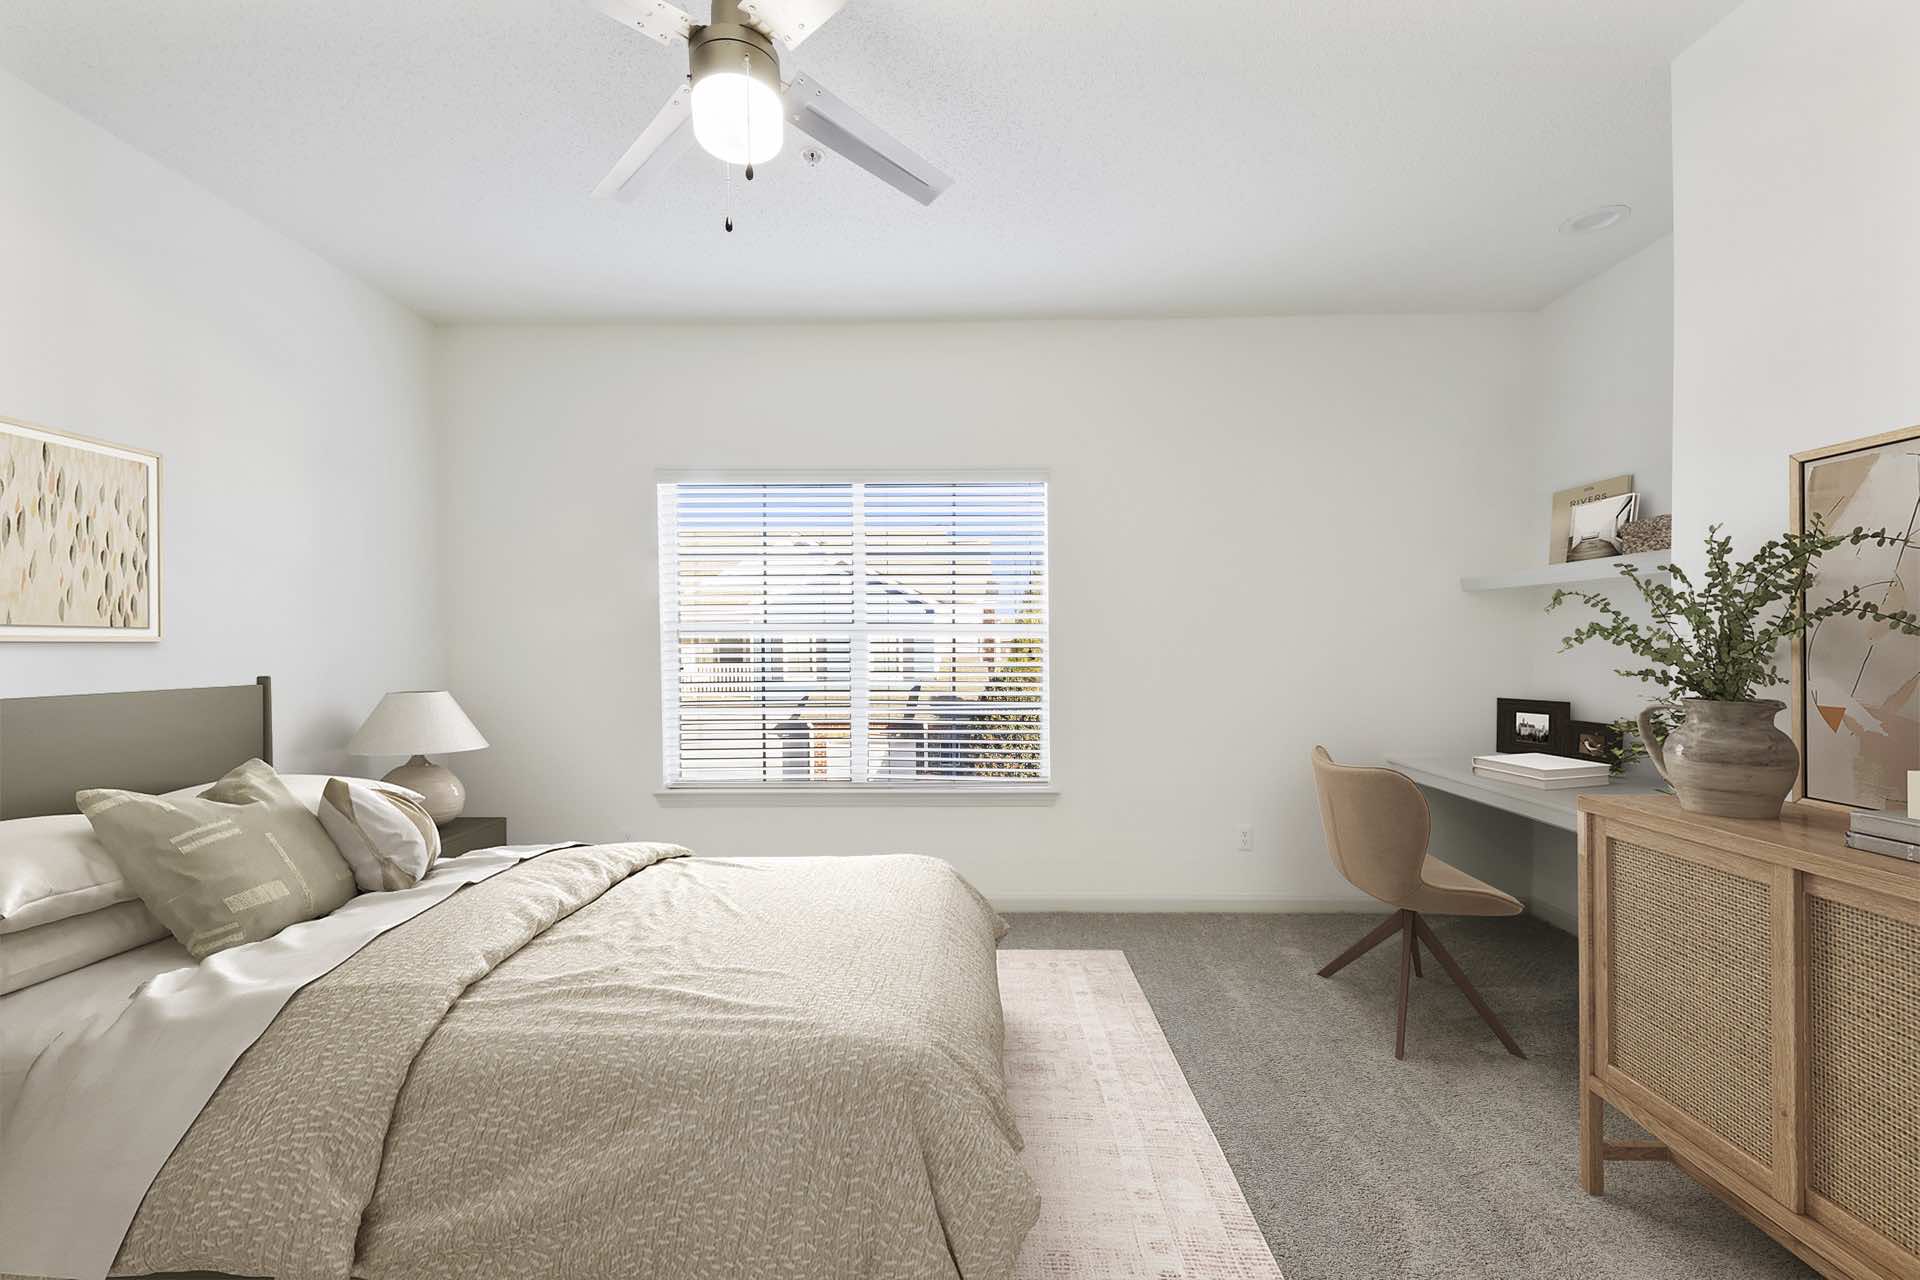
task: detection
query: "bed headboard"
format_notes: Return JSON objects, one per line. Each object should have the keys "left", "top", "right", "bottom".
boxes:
{"left": 0, "top": 676, "right": 272, "bottom": 819}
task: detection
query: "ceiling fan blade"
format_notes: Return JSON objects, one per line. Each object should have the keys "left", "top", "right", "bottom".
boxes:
{"left": 593, "top": 84, "right": 696, "bottom": 204}
{"left": 583, "top": 0, "right": 694, "bottom": 45}
{"left": 738, "top": 0, "right": 847, "bottom": 50}
{"left": 781, "top": 73, "right": 952, "bottom": 206}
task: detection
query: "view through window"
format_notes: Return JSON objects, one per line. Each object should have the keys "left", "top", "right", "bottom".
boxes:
{"left": 657, "top": 479, "right": 1049, "bottom": 788}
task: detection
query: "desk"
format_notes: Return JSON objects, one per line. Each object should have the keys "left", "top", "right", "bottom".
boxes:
{"left": 1384, "top": 754, "right": 1666, "bottom": 832}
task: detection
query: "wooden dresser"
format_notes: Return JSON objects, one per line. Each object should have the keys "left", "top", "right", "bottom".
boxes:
{"left": 1577, "top": 795, "right": 1918, "bottom": 1280}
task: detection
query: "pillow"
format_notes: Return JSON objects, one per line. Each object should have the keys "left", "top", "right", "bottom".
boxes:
{"left": 78, "top": 759, "right": 359, "bottom": 959}
{"left": 0, "top": 771, "right": 409, "bottom": 936}
{"left": 163, "top": 773, "right": 421, "bottom": 817}
{"left": 318, "top": 777, "right": 442, "bottom": 892}
{"left": 0, "top": 813, "right": 137, "bottom": 935}
{"left": 0, "top": 900, "right": 169, "bottom": 995}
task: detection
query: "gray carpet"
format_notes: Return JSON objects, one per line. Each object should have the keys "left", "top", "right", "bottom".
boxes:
{"left": 1000, "top": 912, "right": 1815, "bottom": 1280}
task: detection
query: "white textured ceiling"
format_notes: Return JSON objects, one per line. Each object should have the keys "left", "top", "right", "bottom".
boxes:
{"left": 0, "top": 1, "right": 1739, "bottom": 321}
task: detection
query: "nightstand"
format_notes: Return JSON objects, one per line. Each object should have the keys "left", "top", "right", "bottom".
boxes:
{"left": 437, "top": 815, "right": 507, "bottom": 858}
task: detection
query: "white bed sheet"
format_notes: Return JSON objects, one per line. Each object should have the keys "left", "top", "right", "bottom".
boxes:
{"left": 0, "top": 937, "right": 190, "bottom": 1127}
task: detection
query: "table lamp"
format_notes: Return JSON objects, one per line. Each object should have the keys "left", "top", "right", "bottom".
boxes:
{"left": 347, "top": 690, "right": 488, "bottom": 826}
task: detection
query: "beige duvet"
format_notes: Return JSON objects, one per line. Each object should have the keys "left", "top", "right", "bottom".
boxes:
{"left": 110, "top": 846, "right": 1039, "bottom": 1280}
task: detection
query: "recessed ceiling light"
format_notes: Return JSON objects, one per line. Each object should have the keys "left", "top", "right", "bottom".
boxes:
{"left": 1560, "top": 204, "right": 1632, "bottom": 235}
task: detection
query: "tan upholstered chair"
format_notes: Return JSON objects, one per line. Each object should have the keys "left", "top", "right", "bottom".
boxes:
{"left": 1310, "top": 747, "right": 1526, "bottom": 1060}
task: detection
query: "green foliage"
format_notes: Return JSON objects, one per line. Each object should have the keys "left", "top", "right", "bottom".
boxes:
{"left": 1548, "top": 520, "right": 1920, "bottom": 703}
{"left": 1603, "top": 711, "right": 1674, "bottom": 777}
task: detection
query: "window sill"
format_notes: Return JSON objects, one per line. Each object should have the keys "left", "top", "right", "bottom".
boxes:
{"left": 653, "top": 786, "right": 1059, "bottom": 807}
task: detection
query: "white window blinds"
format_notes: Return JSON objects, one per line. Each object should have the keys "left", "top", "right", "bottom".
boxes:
{"left": 658, "top": 479, "right": 1049, "bottom": 788}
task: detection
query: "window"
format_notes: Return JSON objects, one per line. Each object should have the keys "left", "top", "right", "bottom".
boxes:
{"left": 658, "top": 478, "right": 1049, "bottom": 790}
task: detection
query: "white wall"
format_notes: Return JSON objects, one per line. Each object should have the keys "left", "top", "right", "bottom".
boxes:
{"left": 0, "top": 71, "right": 442, "bottom": 770}
{"left": 1673, "top": 0, "right": 1920, "bottom": 558}
{"left": 1446, "top": 238, "right": 1676, "bottom": 931}
{"left": 1534, "top": 238, "right": 1676, "bottom": 544}
{"left": 1519, "top": 236, "right": 1676, "bottom": 723}
{"left": 1522, "top": 238, "right": 1675, "bottom": 930}
{"left": 437, "top": 317, "right": 1542, "bottom": 909}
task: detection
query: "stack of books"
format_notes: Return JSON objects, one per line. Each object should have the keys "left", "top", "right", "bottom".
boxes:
{"left": 1845, "top": 810, "right": 1920, "bottom": 862}
{"left": 1471, "top": 752, "right": 1611, "bottom": 790}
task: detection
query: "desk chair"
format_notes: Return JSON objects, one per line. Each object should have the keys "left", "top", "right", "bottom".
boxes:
{"left": 1310, "top": 746, "right": 1526, "bottom": 1060}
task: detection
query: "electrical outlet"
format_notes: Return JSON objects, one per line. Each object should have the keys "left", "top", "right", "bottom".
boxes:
{"left": 1237, "top": 824, "right": 1253, "bottom": 852}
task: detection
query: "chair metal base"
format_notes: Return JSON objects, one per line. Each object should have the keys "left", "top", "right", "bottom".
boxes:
{"left": 1316, "top": 909, "right": 1525, "bottom": 1060}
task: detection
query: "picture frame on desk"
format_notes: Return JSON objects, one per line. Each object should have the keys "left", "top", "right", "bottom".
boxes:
{"left": 1496, "top": 697, "right": 1571, "bottom": 756}
{"left": 1566, "top": 719, "right": 1620, "bottom": 766}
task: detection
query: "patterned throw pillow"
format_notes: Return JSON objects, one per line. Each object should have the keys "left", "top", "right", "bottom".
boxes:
{"left": 317, "top": 778, "right": 442, "bottom": 892}
{"left": 77, "top": 759, "right": 358, "bottom": 959}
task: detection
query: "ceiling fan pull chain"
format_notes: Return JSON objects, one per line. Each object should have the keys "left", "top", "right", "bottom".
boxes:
{"left": 724, "top": 159, "right": 734, "bottom": 233}
{"left": 743, "top": 54, "right": 756, "bottom": 181}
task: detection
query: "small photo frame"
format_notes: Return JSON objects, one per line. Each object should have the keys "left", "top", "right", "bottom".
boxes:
{"left": 1567, "top": 719, "right": 1620, "bottom": 766}
{"left": 1497, "top": 698, "right": 1571, "bottom": 755}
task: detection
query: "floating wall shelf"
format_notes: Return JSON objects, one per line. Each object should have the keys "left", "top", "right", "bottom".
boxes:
{"left": 1460, "top": 550, "right": 1671, "bottom": 593}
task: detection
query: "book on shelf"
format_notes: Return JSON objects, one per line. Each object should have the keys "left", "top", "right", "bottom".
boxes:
{"left": 1471, "top": 752, "right": 1610, "bottom": 779}
{"left": 1472, "top": 766, "right": 1607, "bottom": 791}
{"left": 1847, "top": 809, "right": 1920, "bottom": 845}
{"left": 1844, "top": 830, "right": 1920, "bottom": 863}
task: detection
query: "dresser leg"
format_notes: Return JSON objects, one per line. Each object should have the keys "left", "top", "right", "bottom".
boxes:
{"left": 1580, "top": 1080, "right": 1605, "bottom": 1195}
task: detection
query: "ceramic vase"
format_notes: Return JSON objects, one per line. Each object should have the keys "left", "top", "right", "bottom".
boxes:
{"left": 1639, "top": 698, "right": 1799, "bottom": 819}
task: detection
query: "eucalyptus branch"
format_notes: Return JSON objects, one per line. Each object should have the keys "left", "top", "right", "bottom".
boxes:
{"left": 1546, "top": 518, "right": 1920, "bottom": 703}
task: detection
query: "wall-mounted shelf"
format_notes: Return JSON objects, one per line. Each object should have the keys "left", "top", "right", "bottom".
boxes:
{"left": 1460, "top": 550, "right": 1670, "bottom": 593}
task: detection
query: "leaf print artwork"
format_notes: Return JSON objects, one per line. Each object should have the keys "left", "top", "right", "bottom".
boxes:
{"left": 0, "top": 420, "right": 157, "bottom": 639}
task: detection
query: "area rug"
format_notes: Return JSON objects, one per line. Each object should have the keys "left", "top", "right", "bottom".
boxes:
{"left": 1000, "top": 949, "right": 1285, "bottom": 1279}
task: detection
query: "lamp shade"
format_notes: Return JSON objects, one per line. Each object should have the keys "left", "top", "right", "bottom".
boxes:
{"left": 347, "top": 691, "right": 488, "bottom": 758}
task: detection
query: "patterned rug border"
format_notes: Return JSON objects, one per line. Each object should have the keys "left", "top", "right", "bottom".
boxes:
{"left": 999, "top": 948, "right": 1284, "bottom": 1279}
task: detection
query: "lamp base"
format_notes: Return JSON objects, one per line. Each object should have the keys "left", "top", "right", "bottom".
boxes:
{"left": 382, "top": 754, "right": 466, "bottom": 827}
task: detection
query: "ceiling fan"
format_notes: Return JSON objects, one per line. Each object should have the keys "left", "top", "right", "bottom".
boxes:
{"left": 584, "top": 0, "right": 953, "bottom": 217}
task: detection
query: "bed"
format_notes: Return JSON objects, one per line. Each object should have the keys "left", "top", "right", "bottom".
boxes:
{"left": 0, "top": 680, "right": 1039, "bottom": 1280}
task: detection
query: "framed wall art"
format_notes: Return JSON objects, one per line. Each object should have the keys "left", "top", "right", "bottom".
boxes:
{"left": 0, "top": 417, "right": 160, "bottom": 642}
{"left": 1790, "top": 424, "right": 1919, "bottom": 811}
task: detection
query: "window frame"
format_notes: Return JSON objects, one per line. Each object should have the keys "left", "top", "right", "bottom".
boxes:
{"left": 655, "top": 468, "right": 1054, "bottom": 802}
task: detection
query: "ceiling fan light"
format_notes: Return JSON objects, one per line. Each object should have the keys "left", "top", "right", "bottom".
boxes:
{"left": 691, "top": 70, "right": 784, "bottom": 166}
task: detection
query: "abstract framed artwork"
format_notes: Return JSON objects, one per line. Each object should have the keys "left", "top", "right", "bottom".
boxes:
{"left": 1790, "top": 424, "right": 1919, "bottom": 811}
{"left": 0, "top": 418, "right": 160, "bottom": 642}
